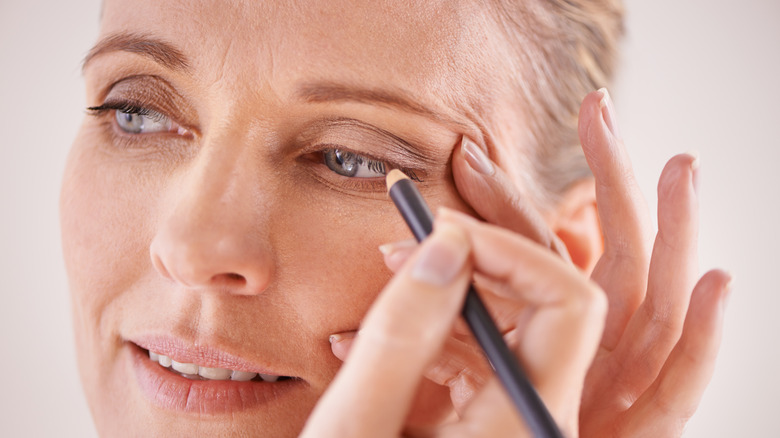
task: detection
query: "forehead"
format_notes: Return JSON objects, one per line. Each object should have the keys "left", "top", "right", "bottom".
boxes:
{"left": 99, "top": 0, "right": 506, "bottom": 118}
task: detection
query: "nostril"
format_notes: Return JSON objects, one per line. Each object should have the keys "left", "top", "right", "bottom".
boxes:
{"left": 210, "top": 272, "right": 247, "bottom": 288}
{"left": 225, "top": 273, "right": 244, "bottom": 282}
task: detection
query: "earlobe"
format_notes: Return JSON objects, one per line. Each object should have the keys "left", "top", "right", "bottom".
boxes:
{"left": 550, "top": 179, "right": 603, "bottom": 274}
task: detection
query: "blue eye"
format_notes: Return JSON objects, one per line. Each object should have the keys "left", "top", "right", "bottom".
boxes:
{"left": 323, "top": 149, "right": 387, "bottom": 178}
{"left": 115, "top": 107, "right": 173, "bottom": 134}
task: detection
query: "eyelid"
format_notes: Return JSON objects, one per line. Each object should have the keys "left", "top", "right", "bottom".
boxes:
{"left": 296, "top": 118, "right": 437, "bottom": 173}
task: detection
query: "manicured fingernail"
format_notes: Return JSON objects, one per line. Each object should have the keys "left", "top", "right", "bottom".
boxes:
{"left": 686, "top": 150, "right": 701, "bottom": 171}
{"left": 329, "top": 331, "right": 357, "bottom": 344}
{"left": 461, "top": 136, "right": 494, "bottom": 176}
{"left": 598, "top": 88, "right": 621, "bottom": 138}
{"left": 723, "top": 272, "right": 734, "bottom": 308}
{"left": 329, "top": 331, "right": 357, "bottom": 361}
{"left": 378, "top": 239, "right": 417, "bottom": 256}
{"left": 684, "top": 150, "right": 700, "bottom": 194}
{"left": 410, "top": 223, "right": 469, "bottom": 286}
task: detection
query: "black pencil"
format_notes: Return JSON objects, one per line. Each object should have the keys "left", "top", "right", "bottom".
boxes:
{"left": 386, "top": 169, "right": 563, "bottom": 438}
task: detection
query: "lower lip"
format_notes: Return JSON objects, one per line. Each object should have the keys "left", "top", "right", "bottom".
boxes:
{"left": 129, "top": 343, "right": 305, "bottom": 414}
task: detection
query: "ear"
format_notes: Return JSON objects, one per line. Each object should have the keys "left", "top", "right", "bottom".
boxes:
{"left": 548, "top": 178, "right": 603, "bottom": 274}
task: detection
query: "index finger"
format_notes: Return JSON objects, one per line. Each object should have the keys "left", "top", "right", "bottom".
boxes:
{"left": 578, "top": 89, "right": 654, "bottom": 349}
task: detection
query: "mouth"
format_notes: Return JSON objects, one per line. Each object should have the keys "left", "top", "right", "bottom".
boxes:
{"left": 146, "top": 349, "right": 293, "bottom": 383}
{"left": 128, "top": 339, "right": 306, "bottom": 414}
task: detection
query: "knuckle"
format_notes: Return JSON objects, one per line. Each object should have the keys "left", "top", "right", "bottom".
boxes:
{"left": 642, "top": 302, "right": 684, "bottom": 339}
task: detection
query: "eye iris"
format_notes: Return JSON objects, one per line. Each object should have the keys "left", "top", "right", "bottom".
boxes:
{"left": 325, "top": 149, "right": 359, "bottom": 177}
{"left": 116, "top": 110, "right": 144, "bottom": 134}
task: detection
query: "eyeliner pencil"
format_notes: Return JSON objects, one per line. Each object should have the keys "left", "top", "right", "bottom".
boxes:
{"left": 386, "top": 169, "right": 563, "bottom": 438}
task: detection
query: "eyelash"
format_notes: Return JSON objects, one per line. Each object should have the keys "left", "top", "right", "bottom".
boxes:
{"left": 87, "top": 100, "right": 164, "bottom": 121}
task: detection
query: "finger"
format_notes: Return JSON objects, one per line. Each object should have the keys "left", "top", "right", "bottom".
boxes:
{"left": 329, "top": 330, "right": 357, "bottom": 361}
{"left": 612, "top": 152, "right": 700, "bottom": 393}
{"left": 452, "top": 136, "right": 571, "bottom": 260}
{"left": 619, "top": 269, "right": 731, "bottom": 437}
{"left": 424, "top": 336, "right": 492, "bottom": 414}
{"left": 302, "top": 223, "right": 473, "bottom": 437}
{"left": 437, "top": 208, "right": 607, "bottom": 416}
{"left": 330, "top": 328, "right": 494, "bottom": 416}
{"left": 379, "top": 238, "right": 417, "bottom": 272}
{"left": 380, "top": 238, "right": 529, "bottom": 341}
{"left": 578, "top": 88, "right": 654, "bottom": 349}
{"left": 439, "top": 378, "right": 529, "bottom": 437}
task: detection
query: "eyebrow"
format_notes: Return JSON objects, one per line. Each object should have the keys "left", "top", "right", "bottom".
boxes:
{"left": 82, "top": 32, "right": 190, "bottom": 73}
{"left": 296, "top": 82, "right": 459, "bottom": 126}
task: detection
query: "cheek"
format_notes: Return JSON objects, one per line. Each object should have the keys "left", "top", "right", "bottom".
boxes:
{"left": 272, "top": 188, "right": 405, "bottom": 339}
{"left": 60, "top": 135, "right": 162, "bottom": 415}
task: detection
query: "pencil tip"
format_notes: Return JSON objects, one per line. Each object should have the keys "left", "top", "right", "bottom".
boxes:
{"left": 386, "top": 169, "right": 409, "bottom": 193}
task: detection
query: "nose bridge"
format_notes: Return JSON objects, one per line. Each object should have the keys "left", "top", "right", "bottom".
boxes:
{"left": 186, "top": 129, "right": 259, "bottom": 219}
{"left": 150, "top": 125, "right": 275, "bottom": 295}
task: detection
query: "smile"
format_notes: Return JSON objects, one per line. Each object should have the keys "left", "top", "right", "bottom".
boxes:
{"left": 148, "top": 350, "right": 291, "bottom": 382}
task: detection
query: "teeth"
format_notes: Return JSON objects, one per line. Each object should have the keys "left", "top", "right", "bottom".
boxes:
{"left": 199, "top": 366, "right": 231, "bottom": 380}
{"left": 171, "top": 360, "right": 199, "bottom": 375}
{"left": 158, "top": 354, "right": 172, "bottom": 367}
{"left": 231, "top": 370, "right": 257, "bottom": 381}
{"left": 230, "top": 371, "right": 257, "bottom": 382}
{"left": 147, "top": 349, "right": 284, "bottom": 382}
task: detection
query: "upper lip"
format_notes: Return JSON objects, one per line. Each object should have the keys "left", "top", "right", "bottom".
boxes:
{"left": 131, "top": 335, "right": 291, "bottom": 376}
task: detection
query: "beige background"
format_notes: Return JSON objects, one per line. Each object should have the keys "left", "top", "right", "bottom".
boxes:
{"left": 0, "top": 0, "right": 777, "bottom": 436}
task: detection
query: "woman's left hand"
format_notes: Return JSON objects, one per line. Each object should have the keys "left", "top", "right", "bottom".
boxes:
{"left": 330, "top": 89, "right": 731, "bottom": 436}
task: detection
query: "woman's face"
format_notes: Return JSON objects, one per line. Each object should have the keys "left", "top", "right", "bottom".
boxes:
{"left": 61, "top": 1, "right": 518, "bottom": 435}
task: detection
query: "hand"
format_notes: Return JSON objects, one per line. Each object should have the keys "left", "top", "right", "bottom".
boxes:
{"left": 302, "top": 213, "right": 607, "bottom": 437}
{"left": 331, "top": 89, "right": 731, "bottom": 436}
{"left": 573, "top": 90, "right": 731, "bottom": 436}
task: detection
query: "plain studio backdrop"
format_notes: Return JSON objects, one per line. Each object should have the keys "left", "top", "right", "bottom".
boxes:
{"left": 1, "top": 1, "right": 777, "bottom": 436}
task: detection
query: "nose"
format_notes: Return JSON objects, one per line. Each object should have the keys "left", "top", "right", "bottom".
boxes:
{"left": 150, "top": 135, "right": 274, "bottom": 295}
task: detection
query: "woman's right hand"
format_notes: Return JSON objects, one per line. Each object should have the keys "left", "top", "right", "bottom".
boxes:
{"left": 304, "top": 209, "right": 607, "bottom": 437}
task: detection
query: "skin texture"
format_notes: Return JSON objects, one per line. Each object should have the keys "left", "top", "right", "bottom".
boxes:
{"left": 60, "top": 1, "right": 730, "bottom": 437}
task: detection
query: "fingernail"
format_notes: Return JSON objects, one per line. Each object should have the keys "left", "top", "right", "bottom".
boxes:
{"left": 723, "top": 272, "right": 734, "bottom": 308}
{"left": 378, "top": 239, "right": 417, "bottom": 256}
{"left": 329, "top": 331, "right": 357, "bottom": 344}
{"left": 329, "top": 331, "right": 357, "bottom": 361}
{"left": 461, "top": 137, "right": 494, "bottom": 176}
{"left": 598, "top": 88, "right": 621, "bottom": 138}
{"left": 685, "top": 150, "right": 700, "bottom": 194}
{"left": 686, "top": 150, "right": 701, "bottom": 171}
{"left": 410, "top": 223, "right": 470, "bottom": 287}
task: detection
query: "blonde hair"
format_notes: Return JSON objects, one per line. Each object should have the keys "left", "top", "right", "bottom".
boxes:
{"left": 488, "top": 0, "right": 624, "bottom": 210}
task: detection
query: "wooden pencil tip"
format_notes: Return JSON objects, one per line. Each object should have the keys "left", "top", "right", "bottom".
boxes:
{"left": 386, "top": 169, "right": 409, "bottom": 193}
